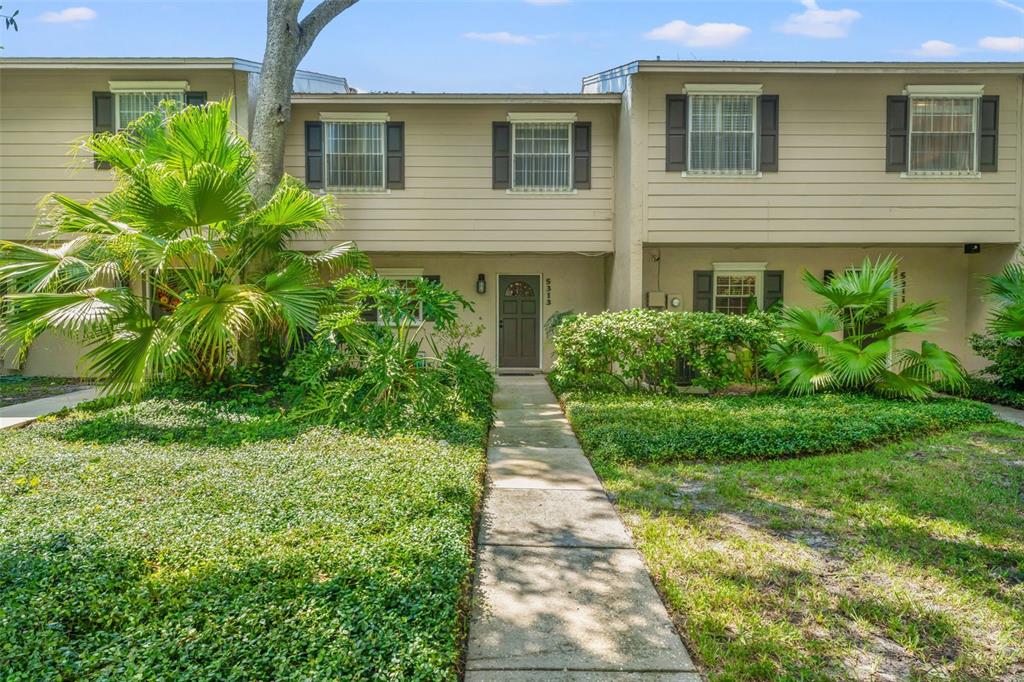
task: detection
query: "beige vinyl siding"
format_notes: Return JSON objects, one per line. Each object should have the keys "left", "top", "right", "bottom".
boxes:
{"left": 644, "top": 72, "right": 1022, "bottom": 245}
{"left": 285, "top": 103, "right": 616, "bottom": 252}
{"left": 0, "top": 68, "right": 245, "bottom": 241}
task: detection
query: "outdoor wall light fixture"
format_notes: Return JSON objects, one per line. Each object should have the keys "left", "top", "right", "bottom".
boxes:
{"left": 476, "top": 273, "right": 486, "bottom": 295}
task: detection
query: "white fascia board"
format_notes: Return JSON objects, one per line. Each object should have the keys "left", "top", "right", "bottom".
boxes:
{"left": 319, "top": 111, "right": 390, "bottom": 122}
{"left": 376, "top": 267, "right": 424, "bottom": 278}
{"left": 904, "top": 84, "right": 984, "bottom": 96}
{"left": 507, "top": 111, "right": 578, "bottom": 122}
{"left": 109, "top": 80, "right": 190, "bottom": 91}
{"left": 684, "top": 83, "right": 763, "bottom": 95}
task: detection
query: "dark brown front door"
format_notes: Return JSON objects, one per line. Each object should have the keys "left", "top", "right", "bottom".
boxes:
{"left": 498, "top": 275, "right": 540, "bottom": 368}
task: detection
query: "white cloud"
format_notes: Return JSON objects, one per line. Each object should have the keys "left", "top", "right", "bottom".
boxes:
{"left": 644, "top": 20, "right": 751, "bottom": 48}
{"left": 913, "top": 40, "right": 962, "bottom": 57}
{"left": 40, "top": 6, "right": 96, "bottom": 23}
{"left": 463, "top": 31, "right": 533, "bottom": 45}
{"left": 778, "top": 0, "right": 860, "bottom": 39}
{"left": 978, "top": 35, "right": 1024, "bottom": 52}
{"left": 994, "top": 0, "right": 1024, "bottom": 14}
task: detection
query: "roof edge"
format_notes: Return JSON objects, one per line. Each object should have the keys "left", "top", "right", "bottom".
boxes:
{"left": 291, "top": 92, "right": 622, "bottom": 104}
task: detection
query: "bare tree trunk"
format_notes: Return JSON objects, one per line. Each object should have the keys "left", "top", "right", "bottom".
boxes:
{"left": 251, "top": 0, "right": 359, "bottom": 202}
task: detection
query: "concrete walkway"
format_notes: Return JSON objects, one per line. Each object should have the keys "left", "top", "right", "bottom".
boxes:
{"left": 0, "top": 388, "right": 98, "bottom": 430}
{"left": 465, "top": 375, "right": 698, "bottom": 680}
{"left": 992, "top": 403, "right": 1024, "bottom": 427}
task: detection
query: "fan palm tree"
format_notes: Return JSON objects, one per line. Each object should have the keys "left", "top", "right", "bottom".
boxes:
{"left": 0, "top": 99, "right": 367, "bottom": 396}
{"left": 763, "top": 255, "right": 966, "bottom": 400}
{"left": 982, "top": 253, "right": 1024, "bottom": 338}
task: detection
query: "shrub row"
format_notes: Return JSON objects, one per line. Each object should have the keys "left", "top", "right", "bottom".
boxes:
{"left": 958, "top": 376, "right": 1024, "bottom": 410}
{"left": 549, "top": 308, "right": 780, "bottom": 393}
{"left": 561, "top": 390, "right": 995, "bottom": 464}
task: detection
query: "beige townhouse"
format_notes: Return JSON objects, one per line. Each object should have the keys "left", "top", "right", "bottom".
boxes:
{"left": 1, "top": 57, "right": 1022, "bottom": 376}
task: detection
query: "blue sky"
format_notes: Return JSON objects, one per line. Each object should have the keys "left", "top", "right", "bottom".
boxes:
{"left": 3, "top": 0, "right": 1023, "bottom": 92}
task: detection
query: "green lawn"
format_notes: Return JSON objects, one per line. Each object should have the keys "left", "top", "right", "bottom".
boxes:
{"left": 0, "top": 398, "right": 485, "bottom": 679}
{"left": 590, "top": 424, "right": 1024, "bottom": 680}
{"left": 0, "top": 376, "right": 92, "bottom": 408}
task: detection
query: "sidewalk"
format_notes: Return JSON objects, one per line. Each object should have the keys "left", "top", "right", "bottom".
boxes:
{"left": 464, "top": 375, "right": 698, "bottom": 680}
{"left": 0, "top": 388, "right": 98, "bottom": 430}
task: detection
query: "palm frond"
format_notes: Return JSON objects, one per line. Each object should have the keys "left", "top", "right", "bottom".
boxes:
{"left": 872, "top": 369, "right": 934, "bottom": 401}
{"left": 823, "top": 339, "right": 890, "bottom": 387}
{"left": 82, "top": 311, "right": 175, "bottom": 398}
{"left": 261, "top": 261, "right": 332, "bottom": 348}
{"left": 0, "top": 238, "right": 95, "bottom": 292}
{"left": 896, "top": 341, "right": 967, "bottom": 390}
{"left": 771, "top": 347, "right": 834, "bottom": 395}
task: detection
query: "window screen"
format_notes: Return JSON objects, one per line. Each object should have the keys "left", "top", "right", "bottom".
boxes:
{"left": 714, "top": 273, "right": 759, "bottom": 315}
{"left": 324, "top": 121, "right": 386, "bottom": 190}
{"left": 512, "top": 122, "right": 572, "bottom": 191}
{"left": 909, "top": 97, "right": 978, "bottom": 174}
{"left": 115, "top": 91, "right": 184, "bottom": 130}
{"left": 689, "top": 95, "right": 757, "bottom": 174}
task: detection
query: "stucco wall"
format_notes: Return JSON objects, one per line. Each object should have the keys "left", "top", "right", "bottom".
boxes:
{"left": 644, "top": 244, "right": 1020, "bottom": 371}
{"left": 368, "top": 253, "right": 607, "bottom": 369}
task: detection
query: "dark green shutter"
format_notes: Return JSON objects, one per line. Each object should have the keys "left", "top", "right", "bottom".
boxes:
{"left": 185, "top": 91, "right": 207, "bottom": 106}
{"left": 693, "top": 270, "right": 713, "bottom": 311}
{"left": 665, "top": 94, "right": 687, "bottom": 171}
{"left": 304, "top": 121, "right": 323, "bottom": 189}
{"left": 979, "top": 96, "right": 999, "bottom": 172}
{"left": 493, "top": 122, "right": 511, "bottom": 189}
{"left": 886, "top": 95, "right": 909, "bottom": 173}
{"left": 759, "top": 95, "right": 779, "bottom": 172}
{"left": 763, "top": 270, "right": 784, "bottom": 310}
{"left": 386, "top": 122, "right": 405, "bottom": 189}
{"left": 92, "top": 92, "right": 113, "bottom": 169}
{"left": 573, "top": 122, "right": 591, "bottom": 190}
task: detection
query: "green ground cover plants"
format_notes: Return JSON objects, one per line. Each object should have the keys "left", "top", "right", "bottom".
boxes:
{"left": 0, "top": 396, "right": 485, "bottom": 679}
{"left": 561, "top": 390, "right": 994, "bottom": 464}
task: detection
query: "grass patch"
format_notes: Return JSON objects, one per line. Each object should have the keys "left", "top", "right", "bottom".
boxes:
{"left": 594, "top": 423, "right": 1024, "bottom": 681}
{"left": 0, "top": 376, "right": 92, "bottom": 408}
{"left": 561, "top": 391, "right": 994, "bottom": 464}
{"left": 0, "top": 398, "right": 485, "bottom": 679}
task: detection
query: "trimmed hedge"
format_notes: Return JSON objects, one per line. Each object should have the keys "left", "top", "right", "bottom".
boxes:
{"left": 0, "top": 399, "right": 484, "bottom": 679}
{"left": 550, "top": 308, "right": 781, "bottom": 393}
{"left": 561, "top": 391, "right": 995, "bottom": 464}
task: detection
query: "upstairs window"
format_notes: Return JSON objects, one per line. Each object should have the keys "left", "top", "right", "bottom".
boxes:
{"left": 908, "top": 96, "right": 978, "bottom": 175}
{"left": 511, "top": 121, "right": 572, "bottom": 191}
{"left": 324, "top": 119, "right": 387, "bottom": 190}
{"left": 109, "top": 82, "right": 188, "bottom": 131}
{"left": 689, "top": 94, "right": 758, "bottom": 175}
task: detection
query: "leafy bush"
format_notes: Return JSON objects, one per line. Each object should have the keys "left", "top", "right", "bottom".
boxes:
{"left": 0, "top": 400, "right": 483, "bottom": 678}
{"left": 561, "top": 390, "right": 994, "bottom": 464}
{"left": 952, "top": 376, "right": 1024, "bottom": 410}
{"left": 970, "top": 250, "right": 1024, "bottom": 389}
{"left": 0, "top": 100, "right": 367, "bottom": 397}
{"left": 764, "top": 256, "right": 966, "bottom": 400}
{"left": 549, "top": 308, "right": 780, "bottom": 394}
{"left": 287, "top": 273, "right": 494, "bottom": 443}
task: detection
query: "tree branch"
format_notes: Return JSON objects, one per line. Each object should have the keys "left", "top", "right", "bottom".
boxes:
{"left": 297, "top": 0, "right": 359, "bottom": 57}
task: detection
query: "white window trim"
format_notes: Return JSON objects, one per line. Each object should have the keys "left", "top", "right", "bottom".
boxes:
{"left": 507, "top": 111, "right": 577, "bottom": 122}
{"left": 375, "top": 269, "right": 426, "bottom": 325}
{"left": 903, "top": 86, "right": 983, "bottom": 178}
{"left": 685, "top": 92, "right": 760, "bottom": 177}
{"left": 712, "top": 262, "right": 766, "bottom": 313}
{"left": 108, "top": 80, "right": 190, "bottom": 92}
{"left": 508, "top": 119, "right": 575, "bottom": 193}
{"left": 321, "top": 114, "right": 390, "bottom": 193}
{"left": 683, "top": 83, "right": 763, "bottom": 96}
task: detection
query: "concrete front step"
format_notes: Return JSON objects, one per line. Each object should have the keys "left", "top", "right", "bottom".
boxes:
{"left": 466, "top": 545, "right": 697, "bottom": 673}
{"left": 487, "top": 446, "right": 604, "bottom": 491}
{"left": 480, "top": 488, "right": 633, "bottom": 548}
